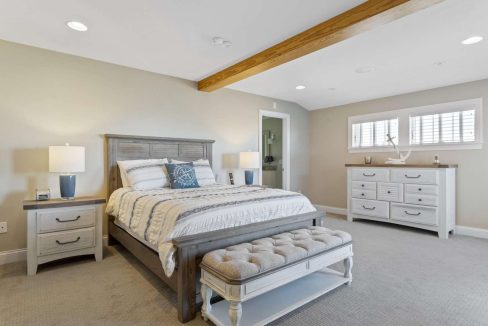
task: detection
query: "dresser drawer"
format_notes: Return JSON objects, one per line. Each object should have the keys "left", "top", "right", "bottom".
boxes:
{"left": 352, "top": 181, "right": 376, "bottom": 191}
{"left": 405, "top": 194, "right": 438, "bottom": 207}
{"left": 37, "top": 228, "right": 95, "bottom": 256}
{"left": 391, "top": 169, "right": 438, "bottom": 185}
{"left": 404, "top": 184, "right": 439, "bottom": 196}
{"left": 352, "top": 189, "right": 376, "bottom": 200}
{"left": 37, "top": 207, "right": 96, "bottom": 233}
{"left": 351, "top": 198, "right": 389, "bottom": 219}
{"left": 377, "top": 183, "right": 403, "bottom": 202}
{"left": 391, "top": 203, "right": 438, "bottom": 226}
{"left": 351, "top": 169, "right": 389, "bottom": 182}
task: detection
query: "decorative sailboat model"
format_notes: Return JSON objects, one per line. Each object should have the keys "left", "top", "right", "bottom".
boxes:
{"left": 385, "top": 133, "right": 412, "bottom": 165}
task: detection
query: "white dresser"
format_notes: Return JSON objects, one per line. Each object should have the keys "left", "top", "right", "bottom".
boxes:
{"left": 346, "top": 164, "right": 457, "bottom": 239}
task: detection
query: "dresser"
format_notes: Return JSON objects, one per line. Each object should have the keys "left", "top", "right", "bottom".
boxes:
{"left": 345, "top": 164, "right": 457, "bottom": 239}
{"left": 23, "top": 197, "right": 106, "bottom": 275}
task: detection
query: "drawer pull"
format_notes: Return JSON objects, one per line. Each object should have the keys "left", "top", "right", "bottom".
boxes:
{"left": 361, "top": 184, "right": 365, "bottom": 187}
{"left": 404, "top": 210, "right": 421, "bottom": 216}
{"left": 363, "top": 173, "right": 376, "bottom": 177}
{"left": 387, "top": 191, "right": 391, "bottom": 194}
{"left": 405, "top": 174, "right": 421, "bottom": 179}
{"left": 361, "top": 193, "right": 365, "bottom": 196}
{"left": 56, "top": 216, "right": 81, "bottom": 223}
{"left": 56, "top": 237, "right": 81, "bottom": 245}
{"left": 362, "top": 205, "right": 376, "bottom": 210}
{"left": 418, "top": 188, "right": 422, "bottom": 191}
{"left": 418, "top": 198, "right": 422, "bottom": 202}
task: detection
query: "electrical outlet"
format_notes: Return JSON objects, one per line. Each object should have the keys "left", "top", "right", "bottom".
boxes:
{"left": 0, "top": 222, "right": 7, "bottom": 234}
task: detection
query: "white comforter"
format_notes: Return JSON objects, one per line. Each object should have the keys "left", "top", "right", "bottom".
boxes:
{"left": 106, "top": 184, "right": 316, "bottom": 276}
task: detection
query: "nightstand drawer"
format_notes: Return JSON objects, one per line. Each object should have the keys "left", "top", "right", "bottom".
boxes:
{"left": 37, "top": 228, "right": 95, "bottom": 256}
{"left": 37, "top": 207, "right": 96, "bottom": 233}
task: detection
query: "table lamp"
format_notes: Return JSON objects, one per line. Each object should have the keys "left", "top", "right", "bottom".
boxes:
{"left": 49, "top": 144, "right": 85, "bottom": 200}
{"left": 239, "top": 151, "right": 260, "bottom": 185}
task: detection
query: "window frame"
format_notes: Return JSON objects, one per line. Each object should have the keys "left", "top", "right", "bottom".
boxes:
{"left": 348, "top": 98, "right": 483, "bottom": 153}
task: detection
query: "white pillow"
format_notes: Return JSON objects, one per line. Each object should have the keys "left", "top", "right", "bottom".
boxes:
{"left": 171, "top": 159, "right": 216, "bottom": 186}
{"left": 117, "top": 159, "right": 169, "bottom": 190}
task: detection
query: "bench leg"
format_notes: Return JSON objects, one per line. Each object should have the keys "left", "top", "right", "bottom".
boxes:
{"left": 229, "top": 302, "right": 242, "bottom": 326}
{"left": 201, "top": 283, "right": 212, "bottom": 321}
{"left": 344, "top": 256, "right": 353, "bottom": 285}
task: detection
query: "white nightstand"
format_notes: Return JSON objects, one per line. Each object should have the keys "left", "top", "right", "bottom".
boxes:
{"left": 23, "top": 196, "right": 106, "bottom": 275}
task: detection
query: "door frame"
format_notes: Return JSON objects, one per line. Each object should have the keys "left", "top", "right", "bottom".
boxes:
{"left": 258, "top": 110, "right": 291, "bottom": 190}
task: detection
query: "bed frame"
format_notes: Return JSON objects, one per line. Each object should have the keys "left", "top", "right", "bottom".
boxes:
{"left": 105, "top": 134, "right": 324, "bottom": 323}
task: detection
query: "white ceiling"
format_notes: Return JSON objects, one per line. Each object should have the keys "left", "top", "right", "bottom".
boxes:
{"left": 0, "top": 0, "right": 487, "bottom": 110}
{"left": 230, "top": 0, "right": 488, "bottom": 109}
{"left": 0, "top": 0, "right": 363, "bottom": 81}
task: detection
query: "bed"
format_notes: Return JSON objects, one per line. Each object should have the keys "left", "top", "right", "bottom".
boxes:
{"left": 105, "top": 134, "right": 324, "bottom": 323}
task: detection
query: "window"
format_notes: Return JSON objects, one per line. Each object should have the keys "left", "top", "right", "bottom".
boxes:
{"left": 409, "top": 110, "right": 476, "bottom": 145}
{"left": 351, "top": 118, "right": 398, "bottom": 148}
{"left": 348, "top": 98, "right": 482, "bottom": 152}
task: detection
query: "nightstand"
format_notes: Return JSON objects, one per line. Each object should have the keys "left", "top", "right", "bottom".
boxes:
{"left": 23, "top": 196, "right": 106, "bottom": 275}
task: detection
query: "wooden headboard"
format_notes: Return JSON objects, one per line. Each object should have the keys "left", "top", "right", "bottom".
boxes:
{"left": 105, "top": 134, "right": 215, "bottom": 197}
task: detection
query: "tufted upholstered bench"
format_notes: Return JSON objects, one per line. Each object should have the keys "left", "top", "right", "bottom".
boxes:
{"left": 200, "top": 226, "right": 353, "bottom": 326}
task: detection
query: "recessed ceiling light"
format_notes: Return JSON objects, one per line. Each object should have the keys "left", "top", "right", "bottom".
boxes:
{"left": 328, "top": 87, "right": 336, "bottom": 91}
{"left": 213, "top": 37, "right": 232, "bottom": 48}
{"left": 355, "top": 66, "right": 375, "bottom": 74}
{"left": 461, "top": 36, "right": 483, "bottom": 45}
{"left": 66, "top": 21, "right": 88, "bottom": 32}
{"left": 295, "top": 85, "right": 306, "bottom": 90}
{"left": 433, "top": 61, "right": 447, "bottom": 67}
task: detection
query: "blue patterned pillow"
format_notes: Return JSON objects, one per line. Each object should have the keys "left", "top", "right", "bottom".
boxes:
{"left": 165, "top": 163, "right": 200, "bottom": 189}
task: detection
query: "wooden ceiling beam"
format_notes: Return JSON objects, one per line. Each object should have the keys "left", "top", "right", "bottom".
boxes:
{"left": 198, "top": 0, "right": 444, "bottom": 92}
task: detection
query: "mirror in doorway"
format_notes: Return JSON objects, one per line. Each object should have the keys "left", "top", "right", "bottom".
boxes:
{"left": 262, "top": 117, "right": 283, "bottom": 189}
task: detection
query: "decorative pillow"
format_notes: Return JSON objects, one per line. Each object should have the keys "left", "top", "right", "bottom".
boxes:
{"left": 165, "top": 163, "right": 200, "bottom": 189}
{"left": 118, "top": 158, "right": 169, "bottom": 190}
{"left": 171, "top": 159, "right": 216, "bottom": 186}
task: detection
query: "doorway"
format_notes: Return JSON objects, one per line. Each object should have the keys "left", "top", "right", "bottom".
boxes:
{"left": 258, "top": 110, "right": 290, "bottom": 190}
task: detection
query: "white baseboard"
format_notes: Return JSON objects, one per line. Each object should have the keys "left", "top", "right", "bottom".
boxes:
{"left": 316, "top": 205, "right": 347, "bottom": 216}
{"left": 455, "top": 225, "right": 488, "bottom": 239}
{"left": 0, "top": 235, "right": 110, "bottom": 266}
{"left": 0, "top": 248, "right": 27, "bottom": 265}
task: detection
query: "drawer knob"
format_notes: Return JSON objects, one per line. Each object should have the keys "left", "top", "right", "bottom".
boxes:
{"left": 363, "top": 173, "right": 376, "bottom": 177}
{"left": 361, "top": 184, "right": 365, "bottom": 187}
{"left": 418, "top": 198, "right": 422, "bottom": 202}
{"left": 56, "top": 237, "right": 81, "bottom": 245}
{"left": 405, "top": 174, "right": 421, "bottom": 179}
{"left": 361, "top": 193, "right": 365, "bottom": 196}
{"left": 56, "top": 216, "right": 81, "bottom": 223}
{"left": 404, "top": 210, "right": 421, "bottom": 216}
{"left": 418, "top": 188, "right": 422, "bottom": 191}
{"left": 362, "top": 205, "right": 376, "bottom": 210}
{"left": 387, "top": 191, "right": 391, "bottom": 194}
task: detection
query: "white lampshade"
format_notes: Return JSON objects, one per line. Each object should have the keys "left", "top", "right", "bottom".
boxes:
{"left": 239, "top": 151, "right": 260, "bottom": 169}
{"left": 49, "top": 145, "right": 85, "bottom": 173}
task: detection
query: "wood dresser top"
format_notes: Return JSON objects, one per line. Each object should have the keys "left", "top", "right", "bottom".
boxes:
{"left": 23, "top": 196, "right": 106, "bottom": 210}
{"left": 345, "top": 164, "right": 458, "bottom": 168}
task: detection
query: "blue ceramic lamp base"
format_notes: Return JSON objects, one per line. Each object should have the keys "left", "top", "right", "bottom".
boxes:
{"left": 244, "top": 170, "right": 254, "bottom": 185}
{"left": 59, "top": 175, "right": 76, "bottom": 200}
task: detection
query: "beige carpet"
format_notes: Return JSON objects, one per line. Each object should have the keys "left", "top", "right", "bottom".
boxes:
{"left": 1, "top": 216, "right": 488, "bottom": 326}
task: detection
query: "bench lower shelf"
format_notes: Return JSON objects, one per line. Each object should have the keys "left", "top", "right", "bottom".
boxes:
{"left": 205, "top": 268, "right": 350, "bottom": 326}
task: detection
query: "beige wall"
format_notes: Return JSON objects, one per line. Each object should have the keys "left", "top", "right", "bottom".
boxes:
{"left": 0, "top": 40, "right": 310, "bottom": 252}
{"left": 309, "top": 79, "right": 488, "bottom": 229}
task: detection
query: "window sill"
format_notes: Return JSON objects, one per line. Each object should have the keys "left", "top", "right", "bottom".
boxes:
{"left": 348, "top": 143, "right": 483, "bottom": 153}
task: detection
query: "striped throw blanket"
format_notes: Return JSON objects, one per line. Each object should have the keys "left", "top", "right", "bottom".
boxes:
{"left": 106, "top": 184, "right": 316, "bottom": 276}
